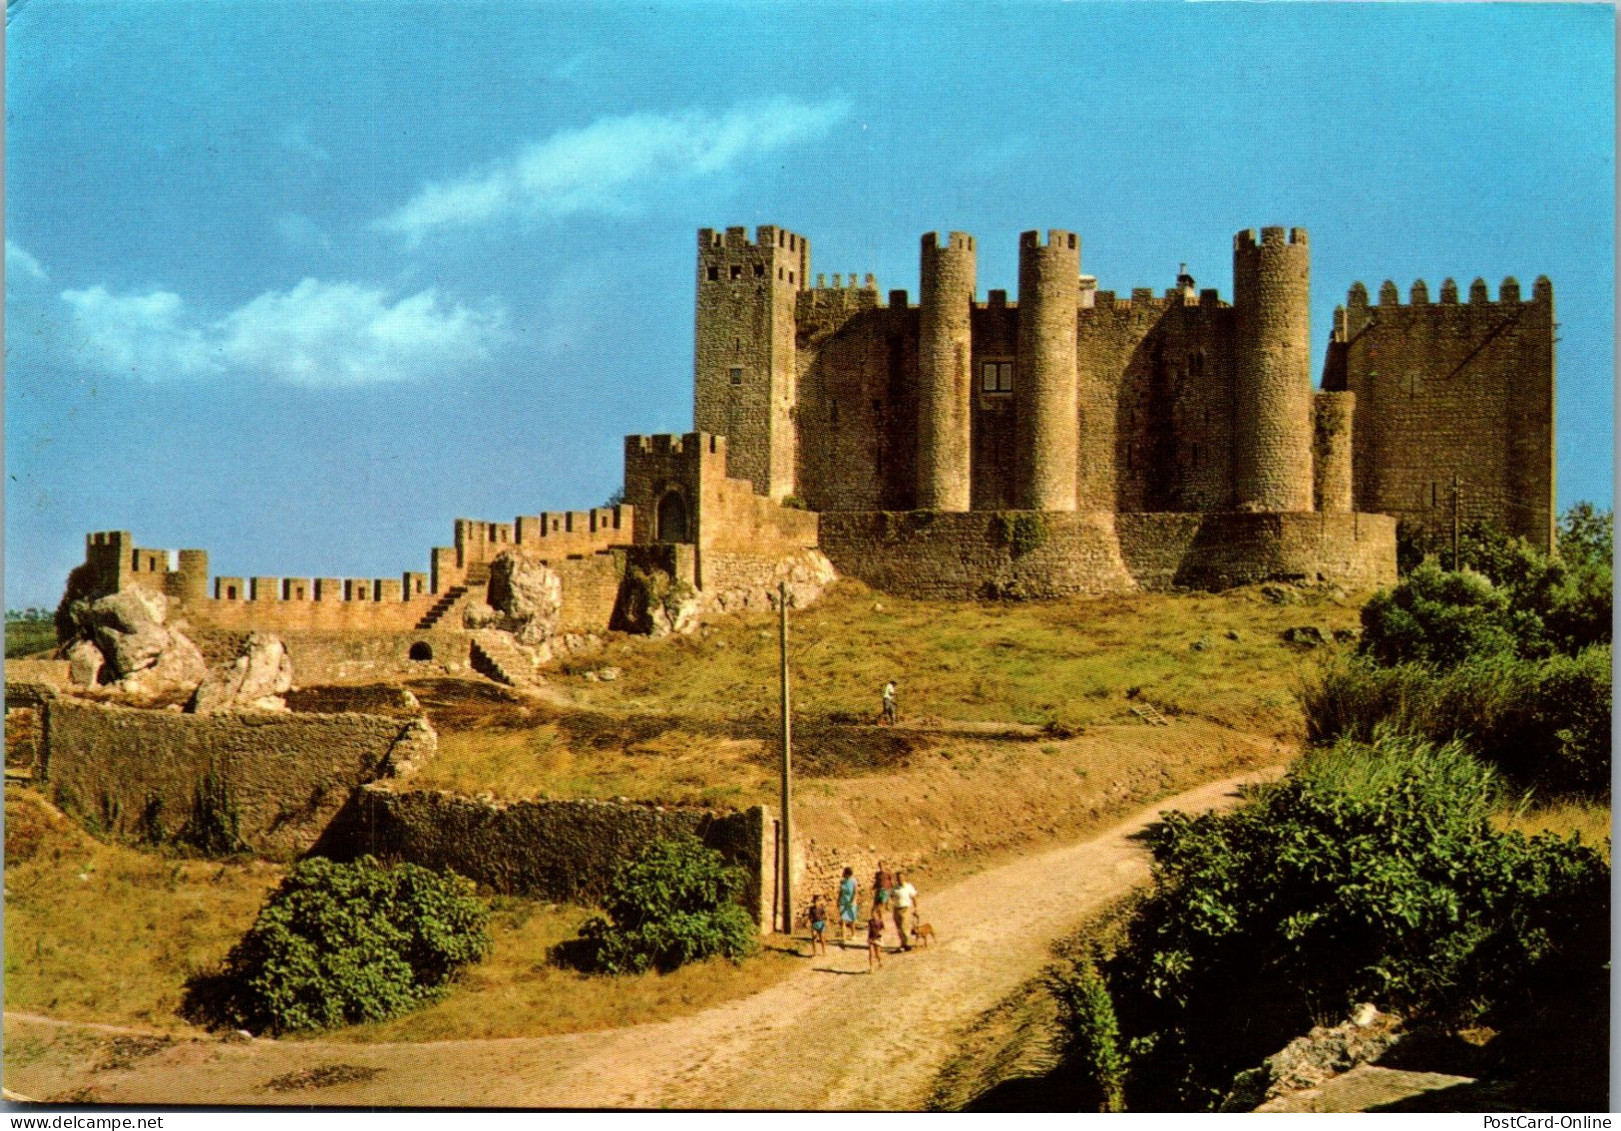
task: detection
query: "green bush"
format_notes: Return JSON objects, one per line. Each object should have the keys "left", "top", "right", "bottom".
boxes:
{"left": 1301, "top": 647, "right": 1611, "bottom": 795}
{"left": 575, "top": 835, "right": 759, "bottom": 975}
{"left": 199, "top": 856, "right": 489, "bottom": 1034}
{"left": 1051, "top": 958, "right": 1127, "bottom": 1112}
{"left": 1359, "top": 563, "right": 1522, "bottom": 668}
{"left": 1370, "top": 508, "right": 1611, "bottom": 668}
{"left": 1084, "top": 733, "right": 1609, "bottom": 1110}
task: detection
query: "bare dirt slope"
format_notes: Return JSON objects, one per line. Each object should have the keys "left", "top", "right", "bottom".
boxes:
{"left": 5, "top": 769, "right": 1274, "bottom": 1110}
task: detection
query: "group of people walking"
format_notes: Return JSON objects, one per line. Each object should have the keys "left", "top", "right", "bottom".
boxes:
{"left": 806, "top": 861, "right": 920, "bottom": 972}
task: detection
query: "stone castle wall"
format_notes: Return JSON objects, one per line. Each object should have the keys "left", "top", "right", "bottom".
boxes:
{"left": 821, "top": 509, "right": 1395, "bottom": 598}
{"left": 322, "top": 787, "right": 774, "bottom": 925}
{"left": 1336, "top": 277, "right": 1555, "bottom": 550}
{"left": 41, "top": 698, "right": 433, "bottom": 859}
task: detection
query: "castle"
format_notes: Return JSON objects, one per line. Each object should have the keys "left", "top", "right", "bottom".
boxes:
{"left": 67, "top": 221, "right": 1556, "bottom": 672}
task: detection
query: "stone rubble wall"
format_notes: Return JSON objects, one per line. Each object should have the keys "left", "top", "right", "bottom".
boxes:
{"left": 323, "top": 787, "right": 774, "bottom": 925}
{"left": 41, "top": 698, "right": 433, "bottom": 859}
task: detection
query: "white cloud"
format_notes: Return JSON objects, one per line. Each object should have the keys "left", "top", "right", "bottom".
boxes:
{"left": 6, "top": 239, "right": 48, "bottom": 284}
{"left": 374, "top": 97, "right": 852, "bottom": 242}
{"left": 60, "top": 278, "right": 507, "bottom": 386}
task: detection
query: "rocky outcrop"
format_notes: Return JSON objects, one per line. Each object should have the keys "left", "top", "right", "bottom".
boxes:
{"left": 188, "top": 632, "right": 294, "bottom": 714}
{"left": 62, "top": 588, "right": 207, "bottom": 695}
{"left": 1220, "top": 1004, "right": 1403, "bottom": 1111}
{"left": 702, "top": 549, "right": 838, "bottom": 616}
{"left": 464, "top": 552, "right": 563, "bottom": 645}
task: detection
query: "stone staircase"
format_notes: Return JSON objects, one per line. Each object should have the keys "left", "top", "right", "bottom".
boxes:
{"left": 469, "top": 631, "right": 541, "bottom": 688}
{"left": 415, "top": 584, "right": 470, "bottom": 631}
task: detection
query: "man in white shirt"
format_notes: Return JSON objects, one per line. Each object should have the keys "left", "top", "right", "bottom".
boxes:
{"left": 892, "top": 871, "right": 919, "bottom": 951}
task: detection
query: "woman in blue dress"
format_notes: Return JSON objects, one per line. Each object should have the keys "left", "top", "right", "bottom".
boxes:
{"left": 838, "top": 866, "right": 859, "bottom": 944}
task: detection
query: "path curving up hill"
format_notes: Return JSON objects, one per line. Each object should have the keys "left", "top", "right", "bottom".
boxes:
{"left": 6, "top": 769, "right": 1277, "bottom": 1110}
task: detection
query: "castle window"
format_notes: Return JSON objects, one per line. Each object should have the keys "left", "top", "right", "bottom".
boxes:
{"left": 707, "top": 266, "right": 719, "bottom": 282}
{"left": 730, "top": 265, "right": 742, "bottom": 281}
{"left": 225, "top": 585, "right": 238, "bottom": 600}
{"left": 788, "top": 270, "right": 794, "bottom": 284}
{"left": 778, "top": 267, "right": 784, "bottom": 280}
{"left": 729, "top": 367, "right": 744, "bottom": 385}
{"left": 754, "top": 263, "right": 765, "bottom": 278}
{"left": 980, "top": 361, "right": 1014, "bottom": 393}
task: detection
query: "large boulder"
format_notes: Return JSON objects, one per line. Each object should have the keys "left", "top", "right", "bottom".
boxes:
{"left": 64, "top": 587, "right": 207, "bottom": 693}
{"left": 189, "top": 633, "right": 294, "bottom": 714}
{"left": 469, "top": 552, "right": 563, "bottom": 645}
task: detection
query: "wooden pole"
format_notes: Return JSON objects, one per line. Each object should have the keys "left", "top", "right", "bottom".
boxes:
{"left": 779, "top": 580, "right": 793, "bottom": 935}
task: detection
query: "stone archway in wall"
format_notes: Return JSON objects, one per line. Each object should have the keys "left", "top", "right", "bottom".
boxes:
{"left": 656, "top": 489, "right": 690, "bottom": 544}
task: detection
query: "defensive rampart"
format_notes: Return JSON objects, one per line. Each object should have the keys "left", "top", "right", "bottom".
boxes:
{"left": 320, "top": 787, "right": 775, "bottom": 925}
{"left": 820, "top": 509, "right": 1395, "bottom": 597}
{"left": 41, "top": 699, "right": 434, "bottom": 859}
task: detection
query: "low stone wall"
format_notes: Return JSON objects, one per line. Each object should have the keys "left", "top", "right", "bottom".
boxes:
{"left": 1116, "top": 511, "right": 1396, "bottom": 591}
{"left": 819, "top": 509, "right": 1396, "bottom": 597}
{"left": 320, "top": 787, "right": 774, "bottom": 925}
{"left": 41, "top": 699, "right": 434, "bottom": 859}
{"left": 818, "top": 510, "right": 1136, "bottom": 599}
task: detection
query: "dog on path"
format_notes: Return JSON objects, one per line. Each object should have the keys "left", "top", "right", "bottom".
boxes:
{"left": 910, "top": 922, "right": 935, "bottom": 948}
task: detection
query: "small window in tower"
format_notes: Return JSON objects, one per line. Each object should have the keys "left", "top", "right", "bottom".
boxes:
{"left": 225, "top": 585, "right": 238, "bottom": 600}
{"left": 730, "top": 265, "right": 742, "bottom": 281}
{"left": 707, "top": 266, "right": 719, "bottom": 282}
{"left": 788, "top": 270, "right": 794, "bottom": 284}
{"left": 754, "top": 263, "right": 765, "bottom": 278}
{"left": 730, "top": 367, "right": 744, "bottom": 386}
{"left": 778, "top": 267, "right": 784, "bottom": 280}
{"left": 980, "top": 361, "right": 1014, "bottom": 393}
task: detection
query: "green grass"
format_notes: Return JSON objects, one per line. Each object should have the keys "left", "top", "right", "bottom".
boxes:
{"left": 5, "top": 619, "right": 57, "bottom": 659}
{"left": 564, "top": 582, "right": 1358, "bottom": 735}
{"left": 3, "top": 788, "right": 800, "bottom": 1039}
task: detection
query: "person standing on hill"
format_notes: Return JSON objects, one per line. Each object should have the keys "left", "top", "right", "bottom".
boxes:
{"left": 882, "top": 679, "right": 898, "bottom": 726}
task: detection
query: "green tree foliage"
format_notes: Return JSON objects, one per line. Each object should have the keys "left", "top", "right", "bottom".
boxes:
{"left": 200, "top": 856, "right": 489, "bottom": 1034}
{"left": 1074, "top": 733, "right": 1609, "bottom": 1110}
{"left": 1359, "top": 563, "right": 1521, "bottom": 667}
{"left": 1376, "top": 507, "right": 1611, "bottom": 666}
{"left": 575, "top": 835, "right": 759, "bottom": 975}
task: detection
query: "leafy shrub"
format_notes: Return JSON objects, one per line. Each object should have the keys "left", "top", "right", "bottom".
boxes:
{"left": 1080, "top": 733, "right": 1609, "bottom": 1110}
{"left": 1369, "top": 507, "right": 1611, "bottom": 668}
{"left": 1359, "top": 563, "right": 1521, "bottom": 667}
{"left": 1302, "top": 647, "right": 1611, "bottom": 795}
{"left": 195, "top": 855, "right": 489, "bottom": 1034}
{"left": 1051, "top": 958, "right": 1127, "bottom": 1112}
{"left": 574, "top": 835, "right": 759, "bottom": 975}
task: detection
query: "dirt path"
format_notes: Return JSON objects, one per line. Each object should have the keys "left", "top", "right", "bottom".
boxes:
{"left": 6, "top": 768, "right": 1275, "bottom": 1110}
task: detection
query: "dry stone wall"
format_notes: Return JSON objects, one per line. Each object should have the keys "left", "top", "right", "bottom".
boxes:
{"left": 325, "top": 787, "right": 773, "bottom": 924}
{"left": 1116, "top": 512, "right": 1396, "bottom": 591}
{"left": 42, "top": 699, "right": 434, "bottom": 859}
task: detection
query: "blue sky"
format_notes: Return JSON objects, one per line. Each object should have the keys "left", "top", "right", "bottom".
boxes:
{"left": 5, "top": 1, "right": 1614, "bottom": 609}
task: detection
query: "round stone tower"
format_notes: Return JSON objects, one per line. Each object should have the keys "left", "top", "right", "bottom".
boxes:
{"left": 917, "top": 231, "right": 976, "bottom": 512}
{"left": 1015, "top": 229, "right": 1080, "bottom": 511}
{"left": 1313, "top": 390, "right": 1355, "bottom": 513}
{"left": 1233, "top": 227, "right": 1313, "bottom": 512}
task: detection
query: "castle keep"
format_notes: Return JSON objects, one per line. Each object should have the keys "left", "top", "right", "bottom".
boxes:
{"left": 68, "top": 220, "right": 1556, "bottom": 668}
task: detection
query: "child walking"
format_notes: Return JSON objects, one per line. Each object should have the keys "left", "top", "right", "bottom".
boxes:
{"left": 808, "top": 895, "right": 829, "bottom": 956}
{"left": 867, "top": 908, "right": 886, "bottom": 971}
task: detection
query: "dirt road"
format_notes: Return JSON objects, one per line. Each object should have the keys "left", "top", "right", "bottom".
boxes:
{"left": 6, "top": 769, "right": 1275, "bottom": 1110}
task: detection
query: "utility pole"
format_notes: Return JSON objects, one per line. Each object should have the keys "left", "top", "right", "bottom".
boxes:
{"left": 778, "top": 580, "right": 793, "bottom": 936}
{"left": 1452, "top": 473, "right": 1462, "bottom": 570}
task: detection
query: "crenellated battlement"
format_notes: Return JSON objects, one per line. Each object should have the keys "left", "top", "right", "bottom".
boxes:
{"left": 699, "top": 225, "right": 808, "bottom": 254}
{"left": 922, "top": 231, "right": 976, "bottom": 254}
{"left": 1019, "top": 229, "right": 1079, "bottom": 251}
{"left": 1235, "top": 226, "right": 1308, "bottom": 250}
{"left": 1349, "top": 276, "right": 1543, "bottom": 309}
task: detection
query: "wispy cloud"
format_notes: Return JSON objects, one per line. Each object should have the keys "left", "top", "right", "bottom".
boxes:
{"left": 373, "top": 97, "right": 852, "bottom": 242}
{"left": 6, "top": 239, "right": 48, "bottom": 283}
{"left": 60, "top": 278, "right": 507, "bottom": 386}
